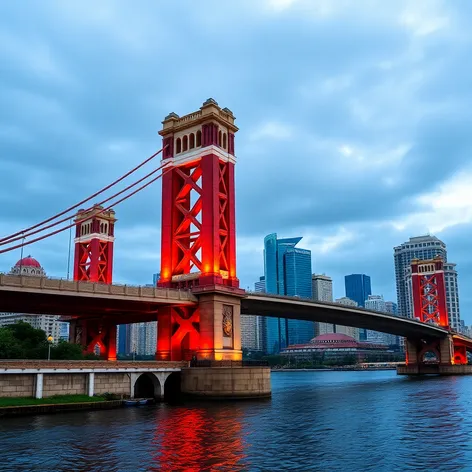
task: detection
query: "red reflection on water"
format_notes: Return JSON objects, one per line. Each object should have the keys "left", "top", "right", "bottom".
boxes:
{"left": 150, "top": 406, "right": 247, "bottom": 472}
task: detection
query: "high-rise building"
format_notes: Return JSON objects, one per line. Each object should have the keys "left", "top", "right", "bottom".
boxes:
{"left": 153, "top": 273, "right": 160, "bottom": 286}
{"left": 364, "top": 295, "right": 388, "bottom": 344}
{"left": 345, "top": 274, "right": 371, "bottom": 340}
{"left": 118, "top": 273, "right": 160, "bottom": 356}
{"left": 404, "top": 261, "right": 461, "bottom": 332}
{"left": 264, "top": 234, "right": 314, "bottom": 353}
{"left": 135, "top": 321, "right": 157, "bottom": 356}
{"left": 364, "top": 295, "right": 398, "bottom": 345}
{"left": 394, "top": 235, "right": 461, "bottom": 331}
{"left": 0, "top": 257, "right": 63, "bottom": 342}
{"left": 345, "top": 274, "right": 372, "bottom": 307}
{"left": 241, "top": 276, "right": 266, "bottom": 352}
{"left": 254, "top": 276, "right": 266, "bottom": 293}
{"left": 364, "top": 295, "right": 386, "bottom": 312}
{"left": 312, "top": 274, "right": 334, "bottom": 335}
{"left": 334, "top": 297, "right": 360, "bottom": 340}
{"left": 384, "top": 301, "right": 399, "bottom": 346}
{"left": 394, "top": 235, "right": 447, "bottom": 318}
{"left": 385, "top": 301, "right": 398, "bottom": 315}
{"left": 241, "top": 314, "right": 264, "bottom": 351}
{"left": 312, "top": 274, "right": 333, "bottom": 302}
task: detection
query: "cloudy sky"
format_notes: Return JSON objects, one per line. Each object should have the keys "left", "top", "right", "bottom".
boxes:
{"left": 1, "top": 0, "right": 472, "bottom": 321}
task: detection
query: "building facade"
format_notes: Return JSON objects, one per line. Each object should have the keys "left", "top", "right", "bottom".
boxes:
{"left": 394, "top": 235, "right": 447, "bottom": 318}
{"left": 264, "top": 234, "right": 314, "bottom": 353}
{"left": 345, "top": 274, "right": 371, "bottom": 340}
{"left": 0, "top": 257, "right": 64, "bottom": 342}
{"left": 312, "top": 274, "right": 334, "bottom": 336}
{"left": 345, "top": 274, "right": 372, "bottom": 307}
{"left": 241, "top": 276, "right": 265, "bottom": 352}
{"left": 334, "top": 297, "right": 360, "bottom": 340}
{"left": 281, "top": 333, "right": 392, "bottom": 363}
{"left": 404, "top": 261, "right": 461, "bottom": 332}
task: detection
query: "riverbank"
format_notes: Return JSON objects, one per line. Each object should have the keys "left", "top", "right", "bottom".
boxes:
{"left": 272, "top": 367, "right": 397, "bottom": 372}
{"left": 0, "top": 394, "right": 123, "bottom": 417}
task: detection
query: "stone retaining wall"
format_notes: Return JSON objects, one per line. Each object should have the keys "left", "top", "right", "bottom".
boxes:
{"left": 181, "top": 367, "right": 271, "bottom": 399}
{"left": 94, "top": 373, "right": 130, "bottom": 395}
{"left": 43, "top": 374, "right": 87, "bottom": 397}
{"left": 0, "top": 374, "right": 35, "bottom": 398}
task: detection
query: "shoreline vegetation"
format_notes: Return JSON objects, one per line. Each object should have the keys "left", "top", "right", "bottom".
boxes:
{"left": 0, "top": 394, "right": 109, "bottom": 407}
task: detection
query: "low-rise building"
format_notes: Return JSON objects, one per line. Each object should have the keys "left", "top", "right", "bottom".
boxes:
{"left": 281, "top": 333, "right": 393, "bottom": 363}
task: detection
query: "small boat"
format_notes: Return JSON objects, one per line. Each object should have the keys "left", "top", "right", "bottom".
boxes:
{"left": 137, "top": 399, "right": 149, "bottom": 405}
{"left": 123, "top": 399, "right": 139, "bottom": 406}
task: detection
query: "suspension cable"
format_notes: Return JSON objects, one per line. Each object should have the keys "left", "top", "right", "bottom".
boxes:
{"left": 0, "top": 166, "right": 172, "bottom": 256}
{"left": 0, "top": 162, "right": 170, "bottom": 247}
{"left": 0, "top": 145, "right": 167, "bottom": 244}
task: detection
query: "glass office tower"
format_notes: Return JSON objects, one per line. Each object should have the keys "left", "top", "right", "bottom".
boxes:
{"left": 345, "top": 274, "right": 371, "bottom": 341}
{"left": 264, "top": 234, "right": 314, "bottom": 353}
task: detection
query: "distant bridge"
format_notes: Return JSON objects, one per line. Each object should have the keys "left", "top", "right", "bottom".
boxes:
{"left": 241, "top": 292, "right": 451, "bottom": 339}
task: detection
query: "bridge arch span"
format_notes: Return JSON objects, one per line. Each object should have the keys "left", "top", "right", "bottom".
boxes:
{"left": 418, "top": 346, "right": 440, "bottom": 364}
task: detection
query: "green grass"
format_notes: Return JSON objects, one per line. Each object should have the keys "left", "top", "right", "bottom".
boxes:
{"left": 0, "top": 394, "right": 108, "bottom": 407}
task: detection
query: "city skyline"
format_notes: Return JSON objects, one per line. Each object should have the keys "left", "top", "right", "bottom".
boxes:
{"left": 1, "top": 2, "right": 472, "bottom": 324}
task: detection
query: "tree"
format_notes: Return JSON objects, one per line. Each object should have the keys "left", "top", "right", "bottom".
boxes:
{"left": 0, "top": 321, "right": 99, "bottom": 360}
{"left": 50, "top": 341, "right": 85, "bottom": 360}
{"left": 0, "top": 328, "right": 24, "bottom": 359}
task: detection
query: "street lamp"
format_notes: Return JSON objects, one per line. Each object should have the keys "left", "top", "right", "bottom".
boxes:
{"left": 47, "top": 336, "right": 54, "bottom": 361}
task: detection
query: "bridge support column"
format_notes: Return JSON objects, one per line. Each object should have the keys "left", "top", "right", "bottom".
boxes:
{"left": 439, "top": 336, "right": 454, "bottom": 366}
{"left": 194, "top": 288, "right": 243, "bottom": 361}
{"left": 70, "top": 318, "right": 117, "bottom": 361}
{"left": 454, "top": 344, "right": 468, "bottom": 365}
{"left": 405, "top": 339, "right": 419, "bottom": 366}
{"left": 156, "top": 306, "right": 199, "bottom": 361}
{"left": 156, "top": 309, "right": 172, "bottom": 361}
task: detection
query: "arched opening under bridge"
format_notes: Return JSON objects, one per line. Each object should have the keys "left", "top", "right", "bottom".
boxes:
{"left": 134, "top": 373, "right": 160, "bottom": 399}
{"left": 164, "top": 372, "right": 181, "bottom": 403}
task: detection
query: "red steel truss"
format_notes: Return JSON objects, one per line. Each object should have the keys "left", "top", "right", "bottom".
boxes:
{"left": 73, "top": 205, "right": 115, "bottom": 284}
{"left": 74, "top": 240, "right": 113, "bottom": 283}
{"left": 411, "top": 257, "right": 449, "bottom": 328}
{"left": 155, "top": 306, "right": 200, "bottom": 361}
{"left": 159, "top": 151, "right": 238, "bottom": 289}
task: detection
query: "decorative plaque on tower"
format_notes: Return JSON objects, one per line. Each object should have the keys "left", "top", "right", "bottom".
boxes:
{"left": 222, "top": 305, "right": 233, "bottom": 348}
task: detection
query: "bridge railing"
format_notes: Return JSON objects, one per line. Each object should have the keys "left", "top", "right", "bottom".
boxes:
{"left": 0, "top": 274, "right": 197, "bottom": 301}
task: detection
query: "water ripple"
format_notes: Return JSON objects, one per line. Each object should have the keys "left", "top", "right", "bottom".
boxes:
{"left": 2, "top": 371, "right": 472, "bottom": 471}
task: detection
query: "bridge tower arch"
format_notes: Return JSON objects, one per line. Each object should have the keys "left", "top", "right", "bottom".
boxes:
{"left": 69, "top": 205, "right": 117, "bottom": 360}
{"left": 156, "top": 99, "right": 243, "bottom": 361}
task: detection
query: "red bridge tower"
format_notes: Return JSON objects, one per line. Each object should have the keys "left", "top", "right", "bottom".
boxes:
{"left": 157, "top": 99, "right": 243, "bottom": 361}
{"left": 406, "top": 256, "right": 467, "bottom": 366}
{"left": 69, "top": 205, "right": 118, "bottom": 360}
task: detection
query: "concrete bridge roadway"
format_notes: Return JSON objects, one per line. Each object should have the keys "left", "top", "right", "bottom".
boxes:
{"left": 0, "top": 274, "right": 466, "bottom": 341}
{"left": 0, "top": 274, "right": 197, "bottom": 323}
{"left": 241, "top": 293, "right": 452, "bottom": 340}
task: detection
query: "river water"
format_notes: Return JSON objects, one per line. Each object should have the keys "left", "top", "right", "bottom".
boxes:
{"left": 2, "top": 370, "right": 472, "bottom": 471}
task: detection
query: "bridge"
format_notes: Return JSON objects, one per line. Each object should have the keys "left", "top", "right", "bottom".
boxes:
{"left": 0, "top": 98, "right": 470, "bottom": 387}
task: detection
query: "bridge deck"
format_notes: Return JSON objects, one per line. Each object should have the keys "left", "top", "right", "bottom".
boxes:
{"left": 0, "top": 274, "right": 197, "bottom": 321}
{"left": 242, "top": 293, "right": 451, "bottom": 339}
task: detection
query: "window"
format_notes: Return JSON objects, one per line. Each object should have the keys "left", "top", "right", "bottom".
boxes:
{"left": 176, "top": 138, "right": 182, "bottom": 153}
{"left": 196, "top": 130, "right": 202, "bottom": 147}
{"left": 223, "top": 133, "right": 227, "bottom": 149}
{"left": 189, "top": 133, "right": 195, "bottom": 149}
